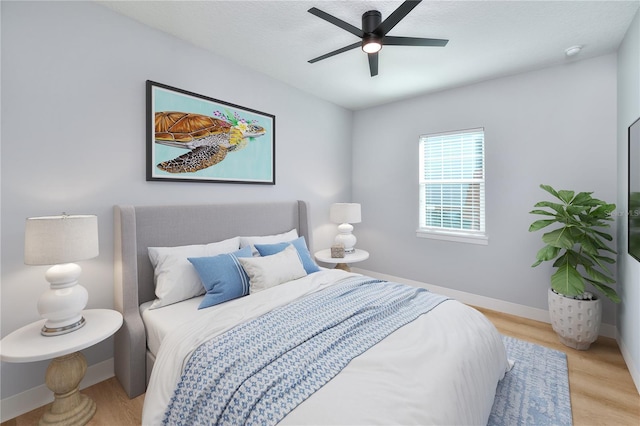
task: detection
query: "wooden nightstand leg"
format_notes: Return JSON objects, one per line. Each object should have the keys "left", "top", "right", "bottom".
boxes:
{"left": 334, "top": 263, "right": 351, "bottom": 272}
{"left": 40, "top": 352, "right": 96, "bottom": 426}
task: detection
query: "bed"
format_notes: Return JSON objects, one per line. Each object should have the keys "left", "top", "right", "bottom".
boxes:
{"left": 113, "top": 200, "right": 510, "bottom": 425}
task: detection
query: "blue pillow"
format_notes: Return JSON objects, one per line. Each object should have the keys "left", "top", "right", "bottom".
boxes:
{"left": 254, "top": 236, "right": 320, "bottom": 274}
{"left": 189, "top": 246, "right": 253, "bottom": 309}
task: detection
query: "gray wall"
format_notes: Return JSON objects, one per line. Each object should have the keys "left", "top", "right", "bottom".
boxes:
{"left": 0, "top": 1, "right": 352, "bottom": 399}
{"left": 352, "top": 54, "right": 619, "bottom": 325}
{"left": 617, "top": 8, "right": 640, "bottom": 391}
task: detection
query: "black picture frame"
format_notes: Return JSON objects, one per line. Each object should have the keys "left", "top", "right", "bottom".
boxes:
{"left": 146, "top": 80, "right": 275, "bottom": 184}
{"left": 628, "top": 116, "right": 640, "bottom": 261}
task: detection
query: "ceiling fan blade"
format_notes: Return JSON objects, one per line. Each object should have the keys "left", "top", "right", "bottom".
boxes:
{"left": 308, "top": 42, "right": 361, "bottom": 63}
{"left": 368, "top": 52, "right": 379, "bottom": 77}
{"left": 375, "top": 0, "right": 422, "bottom": 36}
{"left": 308, "top": 7, "right": 364, "bottom": 38}
{"left": 384, "top": 36, "right": 448, "bottom": 47}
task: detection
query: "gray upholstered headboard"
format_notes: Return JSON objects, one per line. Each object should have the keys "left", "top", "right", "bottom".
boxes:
{"left": 113, "top": 201, "right": 310, "bottom": 398}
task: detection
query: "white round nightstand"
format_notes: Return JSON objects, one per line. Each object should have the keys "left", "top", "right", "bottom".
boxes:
{"left": 314, "top": 248, "right": 370, "bottom": 272}
{"left": 1, "top": 309, "right": 123, "bottom": 426}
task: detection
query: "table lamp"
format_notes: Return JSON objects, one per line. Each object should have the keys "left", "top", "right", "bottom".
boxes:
{"left": 330, "top": 203, "right": 361, "bottom": 254}
{"left": 24, "top": 214, "right": 99, "bottom": 336}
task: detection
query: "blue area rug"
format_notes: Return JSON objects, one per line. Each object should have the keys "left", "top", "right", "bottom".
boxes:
{"left": 488, "top": 335, "right": 572, "bottom": 426}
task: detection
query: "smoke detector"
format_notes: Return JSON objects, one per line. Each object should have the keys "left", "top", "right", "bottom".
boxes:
{"left": 565, "top": 45, "right": 583, "bottom": 57}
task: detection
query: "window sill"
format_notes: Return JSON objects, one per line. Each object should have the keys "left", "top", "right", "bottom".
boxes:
{"left": 416, "top": 229, "right": 488, "bottom": 245}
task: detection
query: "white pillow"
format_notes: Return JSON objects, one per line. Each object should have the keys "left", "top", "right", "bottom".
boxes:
{"left": 239, "top": 229, "right": 299, "bottom": 256}
{"left": 148, "top": 237, "right": 240, "bottom": 309}
{"left": 239, "top": 244, "right": 307, "bottom": 294}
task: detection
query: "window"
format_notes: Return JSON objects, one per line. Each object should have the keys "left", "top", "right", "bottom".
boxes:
{"left": 418, "top": 128, "right": 487, "bottom": 245}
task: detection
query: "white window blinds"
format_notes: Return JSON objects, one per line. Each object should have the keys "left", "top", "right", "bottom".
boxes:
{"left": 419, "top": 128, "right": 485, "bottom": 238}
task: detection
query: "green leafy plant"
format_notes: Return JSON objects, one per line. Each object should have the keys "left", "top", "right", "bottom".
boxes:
{"left": 529, "top": 184, "right": 620, "bottom": 303}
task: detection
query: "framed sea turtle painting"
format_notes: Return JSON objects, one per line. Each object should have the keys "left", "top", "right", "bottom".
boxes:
{"left": 146, "top": 80, "right": 275, "bottom": 184}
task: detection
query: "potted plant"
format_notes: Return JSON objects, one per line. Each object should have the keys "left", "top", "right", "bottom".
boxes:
{"left": 529, "top": 184, "right": 619, "bottom": 350}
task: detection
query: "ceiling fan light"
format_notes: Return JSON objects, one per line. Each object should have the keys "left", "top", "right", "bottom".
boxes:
{"left": 362, "top": 36, "right": 382, "bottom": 54}
{"left": 362, "top": 41, "right": 382, "bottom": 54}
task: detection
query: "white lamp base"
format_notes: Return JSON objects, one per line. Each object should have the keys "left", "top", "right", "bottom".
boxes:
{"left": 335, "top": 223, "right": 357, "bottom": 254}
{"left": 41, "top": 317, "right": 86, "bottom": 337}
{"left": 38, "top": 263, "right": 88, "bottom": 336}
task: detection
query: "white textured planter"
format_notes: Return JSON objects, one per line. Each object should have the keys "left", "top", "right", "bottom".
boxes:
{"left": 548, "top": 288, "right": 602, "bottom": 350}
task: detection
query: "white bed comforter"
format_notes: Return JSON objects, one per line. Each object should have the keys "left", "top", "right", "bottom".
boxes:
{"left": 142, "top": 270, "right": 510, "bottom": 425}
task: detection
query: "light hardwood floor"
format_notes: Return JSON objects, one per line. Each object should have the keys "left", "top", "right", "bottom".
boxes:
{"left": 3, "top": 307, "right": 639, "bottom": 425}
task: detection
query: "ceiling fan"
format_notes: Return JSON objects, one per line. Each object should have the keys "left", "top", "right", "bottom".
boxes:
{"left": 307, "top": 0, "right": 448, "bottom": 77}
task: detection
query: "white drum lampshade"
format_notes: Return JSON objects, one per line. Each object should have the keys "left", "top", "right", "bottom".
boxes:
{"left": 24, "top": 214, "right": 99, "bottom": 336}
{"left": 330, "top": 203, "right": 361, "bottom": 254}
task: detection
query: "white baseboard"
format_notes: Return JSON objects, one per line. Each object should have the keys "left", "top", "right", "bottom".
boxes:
{"left": 617, "top": 334, "right": 640, "bottom": 395}
{"left": 354, "top": 268, "right": 617, "bottom": 339}
{"left": 0, "top": 358, "right": 114, "bottom": 423}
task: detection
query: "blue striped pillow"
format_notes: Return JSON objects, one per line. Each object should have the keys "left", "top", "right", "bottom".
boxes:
{"left": 189, "top": 246, "right": 253, "bottom": 309}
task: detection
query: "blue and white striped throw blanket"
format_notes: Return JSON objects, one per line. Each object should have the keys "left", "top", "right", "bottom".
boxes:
{"left": 163, "top": 276, "right": 449, "bottom": 425}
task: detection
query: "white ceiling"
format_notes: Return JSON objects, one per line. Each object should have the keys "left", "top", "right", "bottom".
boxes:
{"left": 98, "top": 1, "right": 639, "bottom": 110}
